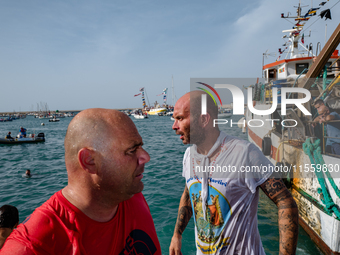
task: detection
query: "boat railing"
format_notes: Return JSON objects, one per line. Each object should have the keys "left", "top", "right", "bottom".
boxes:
{"left": 316, "top": 42, "right": 322, "bottom": 57}
{"left": 308, "top": 43, "right": 313, "bottom": 57}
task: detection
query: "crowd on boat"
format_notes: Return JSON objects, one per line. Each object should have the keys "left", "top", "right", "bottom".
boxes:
{"left": 312, "top": 99, "right": 340, "bottom": 155}
{"left": 5, "top": 127, "right": 27, "bottom": 140}
{"left": 1, "top": 127, "right": 45, "bottom": 145}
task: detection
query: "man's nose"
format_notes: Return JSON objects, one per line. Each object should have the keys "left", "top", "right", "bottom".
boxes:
{"left": 172, "top": 120, "right": 178, "bottom": 130}
{"left": 138, "top": 147, "right": 150, "bottom": 165}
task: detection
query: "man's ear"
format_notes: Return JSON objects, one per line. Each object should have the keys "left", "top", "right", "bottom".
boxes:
{"left": 78, "top": 148, "right": 97, "bottom": 174}
{"left": 200, "top": 113, "right": 211, "bottom": 127}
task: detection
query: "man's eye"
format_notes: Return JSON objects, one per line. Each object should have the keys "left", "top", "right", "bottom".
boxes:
{"left": 129, "top": 148, "right": 137, "bottom": 154}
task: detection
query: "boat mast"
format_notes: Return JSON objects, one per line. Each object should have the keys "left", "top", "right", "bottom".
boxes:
{"left": 144, "top": 88, "right": 150, "bottom": 107}
{"left": 172, "top": 75, "right": 175, "bottom": 106}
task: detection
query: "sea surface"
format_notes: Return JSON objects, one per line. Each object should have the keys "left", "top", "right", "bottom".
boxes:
{"left": 0, "top": 115, "right": 322, "bottom": 254}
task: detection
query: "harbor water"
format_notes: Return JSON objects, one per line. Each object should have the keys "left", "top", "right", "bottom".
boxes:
{"left": 0, "top": 115, "right": 323, "bottom": 254}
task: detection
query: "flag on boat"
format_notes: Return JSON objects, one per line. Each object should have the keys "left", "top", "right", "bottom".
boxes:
{"left": 294, "top": 22, "right": 305, "bottom": 27}
{"left": 320, "top": 9, "right": 331, "bottom": 20}
{"left": 140, "top": 87, "right": 144, "bottom": 92}
{"left": 163, "top": 88, "right": 168, "bottom": 104}
{"left": 134, "top": 93, "right": 142, "bottom": 97}
{"left": 295, "top": 17, "right": 310, "bottom": 21}
{"left": 304, "top": 7, "right": 320, "bottom": 17}
{"left": 301, "top": 33, "right": 304, "bottom": 44}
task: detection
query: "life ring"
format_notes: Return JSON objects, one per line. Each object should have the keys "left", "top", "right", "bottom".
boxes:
{"left": 262, "top": 137, "right": 272, "bottom": 156}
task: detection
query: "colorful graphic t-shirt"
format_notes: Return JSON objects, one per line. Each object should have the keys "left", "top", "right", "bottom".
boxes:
{"left": 183, "top": 132, "right": 273, "bottom": 255}
{"left": 0, "top": 191, "right": 161, "bottom": 255}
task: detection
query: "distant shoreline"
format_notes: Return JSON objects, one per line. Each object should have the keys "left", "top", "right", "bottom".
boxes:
{"left": 0, "top": 108, "right": 143, "bottom": 115}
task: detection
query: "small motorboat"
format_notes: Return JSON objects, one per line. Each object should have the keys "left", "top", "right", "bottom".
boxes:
{"left": 0, "top": 133, "right": 45, "bottom": 144}
{"left": 218, "top": 109, "right": 232, "bottom": 118}
{"left": 134, "top": 114, "right": 148, "bottom": 119}
{"left": 49, "top": 118, "right": 60, "bottom": 122}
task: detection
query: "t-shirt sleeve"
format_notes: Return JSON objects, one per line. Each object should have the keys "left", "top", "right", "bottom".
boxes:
{"left": 182, "top": 147, "right": 191, "bottom": 178}
{"left": 0, "top": 226, "right": 35, "bottom": 255}
{"left": 244, "top": 143, "right": 273, "bottom": 193}
{"left": 330, "top": 111, "right": 340, "bottom": 120}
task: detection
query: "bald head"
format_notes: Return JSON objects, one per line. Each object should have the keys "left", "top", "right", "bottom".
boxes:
{"left": 189, "top": 90, "right": 218, "bottom": 120}
{"left": 173, "top": 91, "right": 219, "bottom": 146}
{"left": 64, "top": 109, "right": 134, "bottom": 166}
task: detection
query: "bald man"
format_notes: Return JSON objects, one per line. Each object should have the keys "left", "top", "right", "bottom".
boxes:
{"left": 1, "top": 109, "right": 161, "bottom": 255}
{"left": 169, "top": 91, "right": 298, "bottom": 255}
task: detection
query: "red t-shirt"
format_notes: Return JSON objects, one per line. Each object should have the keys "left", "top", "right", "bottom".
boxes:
{"left": 1, "top": 191, "right": 161, "bottom": 255}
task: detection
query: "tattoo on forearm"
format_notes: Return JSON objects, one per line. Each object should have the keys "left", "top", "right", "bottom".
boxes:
{"left": 261, "top": 178, "right": 298, "bottom": 254}
{"left": 174, "top": 187, "right": 193, "bottom": 235}
{"left": 278, "top": 208, "right": 299, "bottom": 255}
{"left": 261, "top": 178, "right": 285, "bottom": 197}
{"left": 175, "top": 206, "right": 193, "bottom": 235}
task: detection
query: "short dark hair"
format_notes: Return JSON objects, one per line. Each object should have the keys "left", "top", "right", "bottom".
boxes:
{"left": 314, "top": 99, "right": 325, "bottom": 106}
{"left": 0, "top": 205, "right": 19, "bottom": 228}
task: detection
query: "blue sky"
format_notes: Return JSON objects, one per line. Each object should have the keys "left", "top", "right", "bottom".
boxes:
{"left": 0, "top": 0, "right": 339, "bottom": 112}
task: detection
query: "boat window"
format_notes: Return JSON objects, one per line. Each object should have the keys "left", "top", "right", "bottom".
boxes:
{"left": 268, "top": 69, "right": 276, "bottom": 82}
{"left": 296, "top": 63, "right": 309, "bottom": 74}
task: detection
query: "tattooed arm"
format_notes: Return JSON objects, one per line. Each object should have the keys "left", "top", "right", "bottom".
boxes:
{"left": 260, "top": 178, "right": 299, "bottom": 255}
{"left": 169, "top": 185, "right": 193, "bottom": 255}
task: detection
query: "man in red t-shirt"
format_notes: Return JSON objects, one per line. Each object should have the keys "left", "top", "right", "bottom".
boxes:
{"left": 1, "top": 109, "right": 161, "bottom": 255}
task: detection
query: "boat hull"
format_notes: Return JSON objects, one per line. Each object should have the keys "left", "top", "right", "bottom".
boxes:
{"left": 0, "top": 137, "right": 45, "bottom": 144}
{"left": 247, "top": 114, "right": 340, "bottom": 254}
{"left": 147, "top": 108, "right": 167, "bottom": 115}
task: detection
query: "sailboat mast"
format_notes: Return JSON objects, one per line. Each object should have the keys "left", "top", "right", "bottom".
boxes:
{"left": 144, "top": 88, "right": 150, "bottom": 107}
{"left": 172, "top": 76, "right": 175, "bottom": 106}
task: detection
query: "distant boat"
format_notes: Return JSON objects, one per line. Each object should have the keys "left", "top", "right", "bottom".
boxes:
{"left": 134, "top": 114, "right": 148, "bottom": 119}
{"left": 49, "top": 118, "right": 60, "bottom": 122}
{"left": 218, "top": 108, "right": 232, "bottom": 118}
{"left": 147, "top": 108, "right": 167, "bottom": 115}
{"left": 0, "top": 133, "right": 45, "bottom": 144}
{"left": 148, "top": 88, "right": 168, "bottom": 116}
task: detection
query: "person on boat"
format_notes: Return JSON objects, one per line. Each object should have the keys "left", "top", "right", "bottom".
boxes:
{"left": 0, "top": 205, "right": 19, "bottom": 249}
{"left": 5, "top": 132, "right": 13, "bottom": 140}
{"left": 19, "top": 127, "right": 26, "bottom": 138}
{"left": 169, "top": 91, "right": 298, "bottom": 255}
{"left": 0, "top": 108, "right": 161, "bottom": 255}
{"left": 313, "top": 99, "right": 340, "bottom": 155}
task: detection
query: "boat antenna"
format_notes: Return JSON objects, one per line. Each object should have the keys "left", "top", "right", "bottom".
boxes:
{"left": 262, "top": 50, "right": 276, "bottom": 77}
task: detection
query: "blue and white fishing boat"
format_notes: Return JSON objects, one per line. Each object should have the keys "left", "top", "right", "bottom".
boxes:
{"left": 245, "top": 2, "right": 340, "bottom": 254}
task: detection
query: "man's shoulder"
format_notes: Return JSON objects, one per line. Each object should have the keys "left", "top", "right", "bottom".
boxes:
{"left": 20, "top": 191, "right": 67, "bottom": 234}
{"left": 1, "top": 191, "right": 69, "bottom": 254}
{"left": 330, "top": 111, "right": 340, "bottom": 119}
